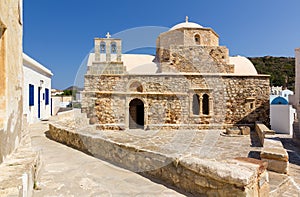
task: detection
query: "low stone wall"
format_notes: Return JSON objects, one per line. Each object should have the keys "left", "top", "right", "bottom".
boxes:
{"left": 48, "top": 122, "right": 270, "bottom": 196}
{"left": 260, "top": 139, "right": 289, "bottom": 174}
{"left": 255, "top": 122, "right": 275, "bottom": 146}
{"left": 52, "top": 109, "right": 89, "bottom": 129}
{"left": 0, "top": 146, "right": 40, "bottom": 196}
{"left": 255, "top": 122, "right": 289, "bottom": 174}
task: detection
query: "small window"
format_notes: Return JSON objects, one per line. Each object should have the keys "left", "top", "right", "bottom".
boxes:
{"left": 250, "top": 103, "right": 254, "bottom": 109}
{"left": 111, "top": 42, "right": 117, "bottom": 54}
{"left": 192, "top": 94, "right": 200, "bottom": 115}
{"left": 29, "top": 84, "right": 34, "bottom": 106}
{"left": 100, "top": 41, "right": 106, "bottom": 53}
{"left": 45, "top": 88, "right": 49, "bottom": 105}
{"left": 202, "top": 94, "right": 209, "bottom": 115}
{"left": 194, "top": 34, "right": 200, "bottom": 45}
{"left": 246, "top": 97, "right": 255, "bottom": 110}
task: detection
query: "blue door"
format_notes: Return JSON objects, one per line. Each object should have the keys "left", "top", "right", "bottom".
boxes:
{"left": 38, "top": 87, "right": 41, "bottom": 119}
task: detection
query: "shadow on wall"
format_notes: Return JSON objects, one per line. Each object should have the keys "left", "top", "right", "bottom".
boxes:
{"left": 235, "top": 101, "right": 270, "bottom": 128}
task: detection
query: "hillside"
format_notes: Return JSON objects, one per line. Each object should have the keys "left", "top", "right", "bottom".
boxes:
{"left": 248, "top": 56, "right": 295, "bottom": 91}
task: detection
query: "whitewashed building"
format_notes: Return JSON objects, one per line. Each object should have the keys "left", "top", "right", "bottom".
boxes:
{"left": 270, "top": 86, "right": 294, "bottom": 103}
{"left": 270, "top": 96, "right": 296, "bottom": 135}
{"left": 23, "top": 53, "right": 53, "bottom": 123}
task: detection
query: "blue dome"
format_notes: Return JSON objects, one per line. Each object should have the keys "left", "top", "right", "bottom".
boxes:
{"left": 271, "top": 96, "right": 288, "bottom": 105}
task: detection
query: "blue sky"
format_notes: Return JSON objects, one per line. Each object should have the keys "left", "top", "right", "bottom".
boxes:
{"left": 23, "top": 0, "right": 300, "bottom": 89}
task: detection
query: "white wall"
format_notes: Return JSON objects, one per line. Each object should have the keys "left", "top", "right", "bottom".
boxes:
{"left": 270, "top": 105, "right": 296, "bottom": 135}
{"left": 23, "top": 54, "right": 52, "bottom": 124}
{"left": 51, "top": 96, "right": 61, "bottom": 116}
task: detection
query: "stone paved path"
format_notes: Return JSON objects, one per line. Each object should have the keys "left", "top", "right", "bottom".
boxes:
{"left": 30, "top": 121, "right": 184, "bottom": 196}
{"left": 30, "top": 119, "right": 300, "bottom": 196}
{"left": 277, "top": 135, "right": 300, "bottom": 197}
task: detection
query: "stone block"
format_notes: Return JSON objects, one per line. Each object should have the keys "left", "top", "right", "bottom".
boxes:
{"left": 234, "top": 157, "right": 268, "bottom": 174}
{"left": 258, "top": 172, "right": 270, "bottom": 197}
{"left": 261, "top": 158, "right": 289, "bottom": 174}
{"left": 264, "top": 138, "right": 284, "bottom": 149}
{"left": 226, "top": 127, "right": 240, "bottom": 135}
{"left": 260, "top": 147, "right": 288, "bottom": 162}
{"left": 265, "top": 130, "right": 275, "bottom": 135}
{"left": 239, "top": 126, "right": 250, "bottom": 135}
{"left": 255, "top": 122, "right": 267, "bottom": 146}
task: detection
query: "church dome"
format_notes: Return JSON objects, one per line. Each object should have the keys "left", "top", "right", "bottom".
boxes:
{"left": 271, "top": 96, "right": 288, "bottom": 105}
{"left": 169, "top": 16, "right": 203, "bottom": 31}
{"left": 229, "top": 56, "right": 258, "bottom": 75}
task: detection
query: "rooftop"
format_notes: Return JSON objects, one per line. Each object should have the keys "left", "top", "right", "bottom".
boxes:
{"left": 169, "top": 16, "right": 204, "bottom": 31}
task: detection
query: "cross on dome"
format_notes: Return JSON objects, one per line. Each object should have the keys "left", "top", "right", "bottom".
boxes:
{"left": 105, "top": 32, "right": 111, "bottom": 39}
{"left": 185, "top": 16, "right": 189, "bottom": 23}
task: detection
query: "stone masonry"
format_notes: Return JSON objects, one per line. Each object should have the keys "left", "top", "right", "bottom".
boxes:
{"left": 82, "top": 20, "right": 270, "bottom": 130}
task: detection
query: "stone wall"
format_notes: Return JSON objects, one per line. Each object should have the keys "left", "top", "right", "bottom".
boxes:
{"left": 164, "top": 45, "right": 233, "bottom": 73}
{"left": 156, "top": 29, "right": 184, "bottom": 69}
{"left": 156, "top": 27, "right": 233, "bottom": 73}
{"left": 183, "top": 28, "right": 219, "bottom": 46}
{"left": 223, "top": 76, "right": 270, "bottom": 126}
{"left": 82, "top": 74, "right": 270, "bottom": 129}
{"left": 48, "top": 122, "right": 270, "bottom": 196}
{"left": 0, "top": 0, "right": 23, "bottom": 163}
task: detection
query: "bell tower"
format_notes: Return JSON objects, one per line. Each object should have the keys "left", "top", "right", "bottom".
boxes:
{"left": 89, "top": 32, "right": 125, "bottom": 75}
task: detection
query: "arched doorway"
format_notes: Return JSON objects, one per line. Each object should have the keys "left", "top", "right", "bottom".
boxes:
{"left": 129, "top": 98, "right": 144, "bottom": 129}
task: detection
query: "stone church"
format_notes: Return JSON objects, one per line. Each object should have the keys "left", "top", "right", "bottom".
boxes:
{"left": 82, "top": 18, "right": 270, "bottom": 130}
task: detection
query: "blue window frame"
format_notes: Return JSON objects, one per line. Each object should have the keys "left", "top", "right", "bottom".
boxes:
{"left": 45, "top": 88, "right": 49, "bottom": 105}
{"left": 29, "top": 84, "right": 34, "bottom": 106}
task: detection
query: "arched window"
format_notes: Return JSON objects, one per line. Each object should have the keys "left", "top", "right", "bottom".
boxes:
{"left": 100, "top": 41, "right": 106, "bottom": 53}
{"left": 192, "top": 94, "right": 200, "bottom": 115}
{"left": 202, "top": 94, "right": 209, "bottom": 115}
{"left": 111, "top": 42, "right": 117, "bottom": 54}
{"left": 194, "top": 34, "right": 200, "bottom": 45}
{"left": 129, "top": 81, "right": 143, "bottom": 92}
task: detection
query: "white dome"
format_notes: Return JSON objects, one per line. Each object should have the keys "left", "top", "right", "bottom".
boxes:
{"left": 229, "top": 56, "right": 258, "bottom": 75}
{"left": 169, "top": 22, "right": 203, "bottom": 31}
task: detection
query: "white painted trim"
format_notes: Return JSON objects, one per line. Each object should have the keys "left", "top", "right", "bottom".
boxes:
{"left": 23, "top": 53, "right": 53, "bottom": 77}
